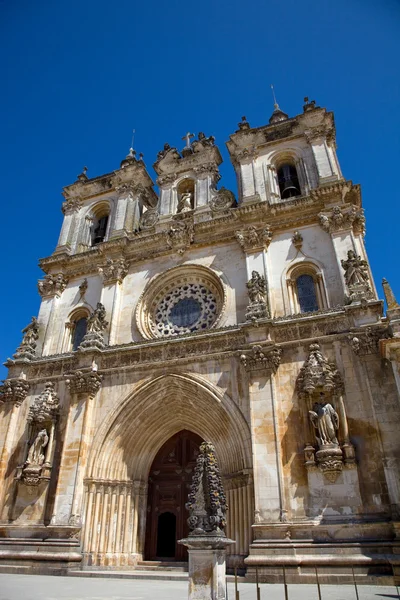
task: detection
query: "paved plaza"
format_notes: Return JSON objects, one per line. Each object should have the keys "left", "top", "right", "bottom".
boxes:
{"left": 0, "top": 574, "right": 399, "bottom": 600}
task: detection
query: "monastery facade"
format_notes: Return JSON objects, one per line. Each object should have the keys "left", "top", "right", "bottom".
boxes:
{"left": 1, "top": 98, "right": 400, "bottom": 582}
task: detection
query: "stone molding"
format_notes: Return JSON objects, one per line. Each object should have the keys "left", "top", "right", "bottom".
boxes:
{"left": 65, "top": 370, "right": 103, "bottom": 397}
{"left": 0, "top": 378, "right": 30, "bottom": 406}
{"left": 240, "top": 345, "right": 282, "bottom": 374}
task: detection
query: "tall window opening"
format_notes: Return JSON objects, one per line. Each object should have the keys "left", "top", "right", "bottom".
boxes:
{"left": 296, "top": 274, "right": 319, "bottom": 313}
{"left": 72, "top": 317, "right": 88, "bottom": 350}
{"left": 277, "top": 163, "right": 301, "bottom": 199}
{"left": 92, "top": 214, "right": 109, "bottom": 245}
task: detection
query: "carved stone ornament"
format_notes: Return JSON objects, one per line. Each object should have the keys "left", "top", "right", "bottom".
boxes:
{"left": 66, "top": 370, "right": 103, "bottom": 398}
{"left": 38, "top": 273, "right": 68, "bottom": 297}
{"left": 157, "top": 173, "right": 176, "bottom": 187}
{"left": 349, "top": 327, "right": 389, "bottom": 356}
{"left": 165, "top": 218, "right": 194, "bottom": 255}
{"left": 0, "top": 378, "right": 30, "bottom": 407}
{"left": 292, "top": 230, "right": 303, "bottom": 250}
{"left": 341, "top": 249, "right": 373, "bottom": 304}
{"left": 209, "top": 187, "right": 235, "bottom": 213}
{"left": 140, "top": 208, "right": 159, "bottom": 229}
{"left": 245, "top": 271, "right": 270, "bottom": 321}
{"left": 27, "top": 382, "right": 60, "bottom": 424}
{"left": 79, "top": 278, "right": 88, "bottom": 298}
{"left": 240, "top": 345, "right": 282, "bottom": 374}
{"left": 186, "top": 441, "right": 227, "bottom": 536}
{"left": 79, "top": 303, "right": 108, "bottom": 351}
{"left": 319, "top": 205, "right": 365, "bottom": 236}
{"left": 297, "top": 344, "right": 344, "bottom": 482}
{"left": 235, "top": 225, "right": 273, "bottom": 252}
{"left": 98, "top": 258, "right": 129, "bottom": 285}
{"left": 13, "top": 317, "right": 39, "bottom": 361}
{"left": 62, "top": 197, "right": 83, "bottom": 215}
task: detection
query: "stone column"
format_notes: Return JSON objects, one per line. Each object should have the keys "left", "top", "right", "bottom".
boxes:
{"left": 55, "top": 197, "right": 82, "bottom": 254}
{"left": 98, "top": 259, "right": 128, "bottom": 345}
{"left": 52, "top": 370, "right": 102, "bottom": 525}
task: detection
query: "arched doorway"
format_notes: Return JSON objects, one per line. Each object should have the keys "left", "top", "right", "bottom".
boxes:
{"left": 145, "top": 430, "right": 203, "bottom": 561}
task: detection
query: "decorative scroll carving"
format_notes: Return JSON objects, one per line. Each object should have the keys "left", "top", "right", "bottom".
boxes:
{"left": 38, "top": 273, "right": 68, "bottom": 297}
{"left": 209, "top": 187, "right": 235, "bottom": 213}
{"left": 341, "top": 250, "right": 373, "bottom": 304}
{"left": 99, "top": 258, "right": 129, "bottom": 285}
{"left": 66, "top": 370, "right": 103, "bottom": 397}
{"left": 0, "top": 378, "right": 30, "bottom": 406}
{"left": 246, "top": 271, "right": 269, "bottom": 321}
{"left": 166, "top": 218, "right": 194, "bottom": 255}
{"left": 13, "top": 317, "right": 39, "bottom": 360}
{"left": 319, "top": 205, "right": 365, "bottom": 236}
{"left": 79, "top": 303, "right": 108, "bottom": 350}
{"left": 140, "top": 208, "right": 159, "bottom": 229}
{"left": 235, "top": 225, "right": 273, "bottom": 252}
{"left": 240, "top": 345, "right": 282, "bottom": 374}
{"left": 297, "top": 344, "right": 345, "bottom": 482}
{"left": 186, "top": 441, "right": 227, "bottom": 535}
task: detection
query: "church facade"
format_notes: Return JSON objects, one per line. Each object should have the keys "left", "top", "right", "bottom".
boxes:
{"left": 1, "top": 98, "right": 400, "bottom": 582}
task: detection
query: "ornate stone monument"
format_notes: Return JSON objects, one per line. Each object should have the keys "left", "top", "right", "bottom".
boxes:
{"left": 179, "top": 441, "right": 234, "bottom": 600}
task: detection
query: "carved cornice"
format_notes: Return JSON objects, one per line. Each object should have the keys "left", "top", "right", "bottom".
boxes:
{"left": 240, "top": 345, "right": 282, "bottom": 374}
{"left": 38, "top": 273, "right": 69, "bottom": 297}
{"left": 66, "top": 370, "right": 103, "bottom": 397}
{"left": 319, "top": 205, "right": 365, "bottom": 236}
{"left": 0, "top": 378, "right": 30, "bottom": 407}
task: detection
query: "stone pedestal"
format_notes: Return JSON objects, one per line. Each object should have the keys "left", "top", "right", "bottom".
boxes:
{"left": 179, "top": 535, "right": 234, "bottom": 600}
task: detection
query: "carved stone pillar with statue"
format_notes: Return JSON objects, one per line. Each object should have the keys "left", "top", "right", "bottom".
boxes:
{"left": 11, "top": 382, "right": 60, "bottom": 524}
{"left": 297, "top": 343, "right": 360, "bottom": 517}
{"left": 179, "top": 441, "right": 234, "bottom": 600}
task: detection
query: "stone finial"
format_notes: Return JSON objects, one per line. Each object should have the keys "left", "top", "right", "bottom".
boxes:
{"left": 38, "top": 273, "right": 68, "bottom": 298}
{"left": 186, "top": 441, "right": 227, "bottom": 535}
{"left": 66, "top": 370, "right": 103, "bottom": 398}
{"left": 237, "top": 116, "right": 250, "bottom": 131}
{"left": 0, "top": 378, "right": 30, "bottom": 407}
{"left": 240, "top": 345, "right": 282, "bottom": 374}
{"left": 78, "top": 303, "right": 108, "bottom": 351}
{"left": 13, "top": 317, "right": 40, "bottom": 361}
{"left": 341, "top": 250, "right": 373, "bottom": 304}
{"left": 28, "top": 382, "right": 60, "bottom": 424}
{"left": 382, "top": 278, "right": 399, "bottom": 311}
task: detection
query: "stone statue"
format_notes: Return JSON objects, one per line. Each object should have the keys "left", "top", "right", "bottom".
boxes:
{"left": 247, "top": 271, "right": 267, "bottom": 304}
{"left": 341, "top": 250, "right": 370, "bottom": 287}
{"left": 309, "top": 399, "right": 339, "bottom": 446}
{"left": 26, "top": 429, "right": 48, "bottom": 466}
{"left": 178, "top": 192, "right": 193, "bottom": 213}
{"left": 21, "top": 317, "right": 39, "bottom": 347}
{"left": 87, "top": 303, "right": 108, "bottom": 333}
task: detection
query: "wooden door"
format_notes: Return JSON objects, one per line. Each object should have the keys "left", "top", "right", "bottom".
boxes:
{"left": 145, "top": 430, "right": 202, "bottom": 561}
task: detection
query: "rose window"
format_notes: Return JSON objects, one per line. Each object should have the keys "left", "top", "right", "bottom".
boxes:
{"left": 136, "top": 265, "right": 226, "bottom": 339}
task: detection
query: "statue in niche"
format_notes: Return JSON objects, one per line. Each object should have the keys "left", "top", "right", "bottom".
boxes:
{"left": 26, "top": 428, "right": 48, "bottom": 466}
{"left": 247, "top": 271, "right": 267, "bottom": 304}
{"left": 178, "top": 192, "right": 193, "bottom": 213}
{"left": 309, "top": 395, "right": 339, "bottom": 446}
{"left": 341, "top": 250, "right": 370, "bottom": 287}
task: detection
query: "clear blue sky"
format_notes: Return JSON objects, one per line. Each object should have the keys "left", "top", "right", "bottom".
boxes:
{"left": 1, "top": 0, "right": 399, "bottom": 378}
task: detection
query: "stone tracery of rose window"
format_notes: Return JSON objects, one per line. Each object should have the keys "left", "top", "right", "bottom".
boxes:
{"left": 136, "top": 265, "right": 225, "bottom": 339}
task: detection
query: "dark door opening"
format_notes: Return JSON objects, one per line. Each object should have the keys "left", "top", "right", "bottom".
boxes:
{"left": 145, "top": 430, "right": 203, "bottom": 561}
{"left": 156, "top": 512, "right": 176, "bottom": 558}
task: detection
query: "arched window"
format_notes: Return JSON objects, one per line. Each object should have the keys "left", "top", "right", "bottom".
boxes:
{"left": 286, "top": 264, "right": 328, "bottom": 315}
{"left": 72, "top": 317, "right": 88, "bottom": 350}
{"left": 277, "top": 163, "right": 301, "bottom": 199}
{"left": 92, "top": 214, "right": 109, "bottom": 245}
{"left": 296, "top": 274, "right": 319, "bottom": 313}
